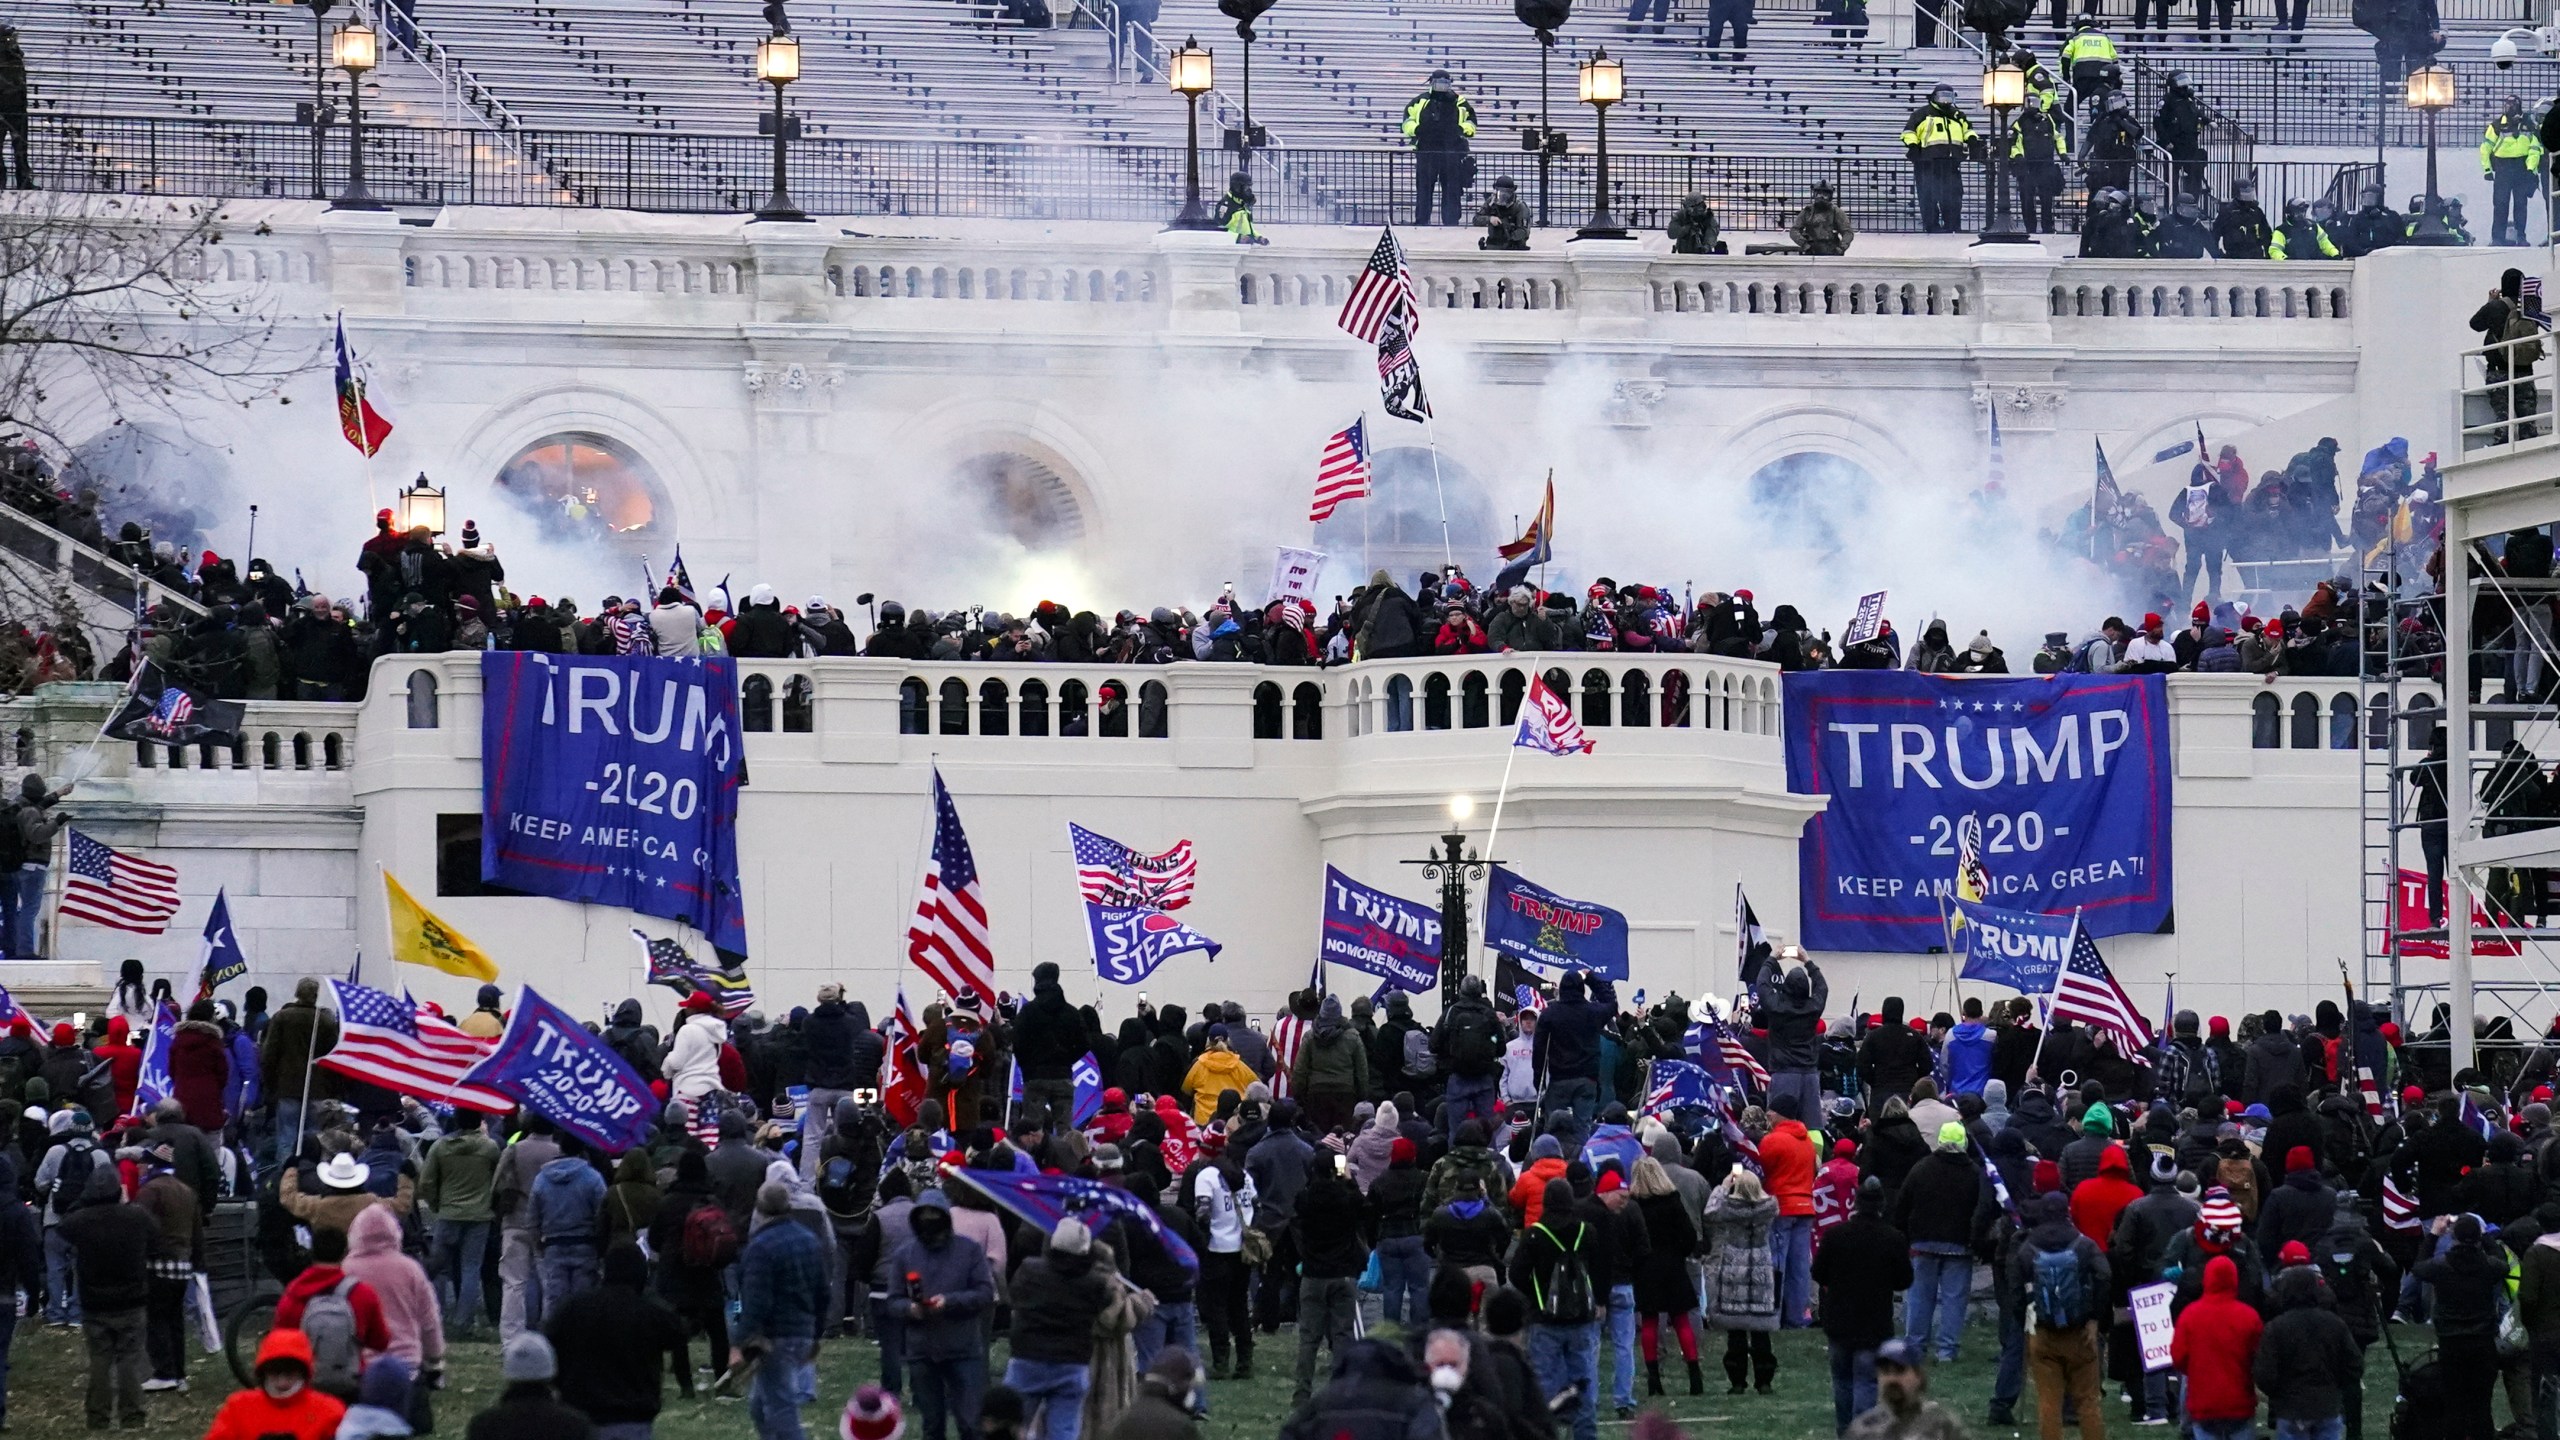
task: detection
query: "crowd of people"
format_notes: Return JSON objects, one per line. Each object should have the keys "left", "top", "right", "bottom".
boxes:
{"left": 5, "top": 952, "right": 2559, "bottom": 1440}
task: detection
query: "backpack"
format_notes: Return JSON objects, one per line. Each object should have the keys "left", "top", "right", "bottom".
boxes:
{"left": 681, "top": 1201, "right": 740, "bottom": 1270}
{"left": 2176, "top": 1042, "right": 2218, "bottom": 1106}
{"left": 49, "top": 1139, "right": 96, "bottom": 1216}
{"left": 818, "top": 1155, "right": 865, "bottom": 1222}
{"left": 2217, "top": 1156, "right": 2261, "bottom": 1220}
{"left": 2504, "top": 308, "right": 2546, "bottom": 369}
{"left": 1530, "top": 1222, "right": 1596, "bottom": 1325}
{"left": 2030, "top": 1244, "right": 2088, "bottom": 1330}
{"left": 1401, "top": 1028, "right": 1439, "bottom": 1082}
{"left": 1446, "top": 1007, "right": 1503, "bottom": 1073}
{"left": 301, "top": 1276, "right": 363, "bottom": 1395}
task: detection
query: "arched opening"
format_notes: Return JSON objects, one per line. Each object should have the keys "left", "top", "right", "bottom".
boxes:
{"left": 292, "top": 732, "right": 313, "bottom": 770}
{"left": 2367, "top": 693, "right": 2391, "bottom": 750}
{"left": 2289, "top": 691, "right": 2320, "bottom": 750}
{"left": 938, "top": 678, "right": 970, "bottom": 735}
{"left": 493, "top": 432, "right": 668, "bottom": 559}
{"left": 322, "top": 734, "right": 344, "bottom": 769}
{"left": 1580, "top": 669, "right": 1611, "bottom": 727}
{"left": 1060, "top": 679, "right": 1091, "bottom": 736}
{"left": 899, "top": 678, "right": 930, "bottom": 735}
{"left": 1620, "top": 670, "right": 1653, "bottom": 728}
{"left": 261, "top": 733, "right": 281, "bottom": 769}
{"left": 1138, "top": 680, "right": 1170, "bottom": 738}
{"left": 1461, "top": 671, "right": 1490, "bottom": 729}
{"left": 935, "top": 449, "right": 1092, "bottom": 582}
{"left": 1744, "top": 452, "right": 1883, "bottom": 558}
{"left": 1423, "top": 673, "right": 1452, "bottom": 731}
{"left": 1020, "top": 679, "right": 1052, "bottom": 736}
{"left": 979, "top": 679, "right": 1010, "bottom": 736}
{"left": 405, "top": 670, "right": 440, "bottom": 729}
{"left": 782, "top": 676, "right": 813, "bottom": 732}
{"left": 741, "top": 674, "right": 776, "bottom": 732}
{"left": 2251, "top": 692, "right": 2281, "bottom": 749}
{"left": 1311, "top": 447, "right": 1498, "bottom": 595}
{"left": 1385, "top": 674, "right": 1414, "bottom": 733}
{"left": 10, "top": 729, "right": 29, "bottom": 767}
{"left": 1292, "top": 682, "right": 1324, "bottom": 739}
{"left": 1663, "top": 669, "right": 1692, "bottom": 728}
{"left": 1099, "top": 681, "right": 1129, "bottom": 738}
{"left": 2329, "top": 692, "right": 2358, "bottom": 750}
{"left": 1253, "top": 681, "right": 1284, "bottom": 739}
{"left": 1500, "top": 669, "right": 1527, "bottom": 726}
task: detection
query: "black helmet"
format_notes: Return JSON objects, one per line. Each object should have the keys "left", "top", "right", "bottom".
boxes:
{"left": 1810, "top": 180, "right": 1835, "bottom": 198}
{"left": 1930, "top": 82, "right": 1956, "bottom": 103}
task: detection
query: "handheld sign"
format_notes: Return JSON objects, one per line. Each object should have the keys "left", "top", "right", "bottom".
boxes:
{"left": 1843, "top": 590, "right": 1889, "bottom": 648}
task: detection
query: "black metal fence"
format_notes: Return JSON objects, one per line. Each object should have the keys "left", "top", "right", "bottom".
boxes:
{"left": 2129, "top": 55, "right": 2543, "bottom": 148}
{"left": 16, "top": 112, "right": 2377, "bottom": 234}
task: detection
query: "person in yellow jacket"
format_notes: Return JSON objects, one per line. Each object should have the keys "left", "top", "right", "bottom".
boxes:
{"left": 2482, "top": 96, "right": 2545, "bottom": 246}
{"left": 1402, "top": 69, "right": 1478, "bottom": 227}
{"left": 2009, "top": 86, "right": 2071, "bottom": 234}
{"left": 2060, "top": 18, "right": 2117, "bottom": 102}
{"left": 1180, "top": 1023, "right": 1261, "bottom": 1122}
{"left": 2269, "top": 198, "right": 2342, "bottom": 259}
{"left": 1901, "top": 83, "right": 1977, "bottom": 233}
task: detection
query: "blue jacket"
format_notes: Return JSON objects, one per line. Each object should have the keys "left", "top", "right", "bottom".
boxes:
{"left": 223, "top": 1029, "right": 262, "bottom": 1117}
{"left": 529, "top": 1155, "right": 606, "bottom": 1246}
{"left": 738, "top": 1215, "right": 830, "bottom": 1344}
{"left": 1944, "top": 1021, "right": 1995, "bottom": 1098}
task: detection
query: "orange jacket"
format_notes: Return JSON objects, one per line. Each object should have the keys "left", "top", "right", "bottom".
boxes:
{"left": 1508, "top": 1157, "right": 1569, "bottom": 1227}
{"left": 1760, "top": 1118, "right": 1818, "bottom": 1216}
{"left": 203, "top": 1331, "right": 347, "bottom": 1440}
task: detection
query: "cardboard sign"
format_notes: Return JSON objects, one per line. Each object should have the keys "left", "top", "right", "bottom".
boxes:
{"left": 2129, "top": 1281, "right": 2176, "bottom": 1372}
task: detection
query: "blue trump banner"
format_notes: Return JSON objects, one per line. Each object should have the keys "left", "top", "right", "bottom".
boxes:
{"left": 1072, "top": 1052, "right": 1105, "bottom": 1127}
{"left": 946, "top": 1165, "right": 1200, "bottom": 1275}
{"left": 460, "top": 985, "right": 655, "bottom": 1154}
{"left": 131, "top": 1000, "right": 177, "bottom": 1117}
{"left": 480, "top": 653, "right": 748, "bottom": 953}
{"left": 1951, "top": 899, "right": 2080, "bottom": 994}
{"left": 1318, "top": 866, "right": 1442, "bottom": 993}
{"left": 1783, "top": 672, "right": 2173, "bottom": 952}
{"left": 1086, "top": 903, "right": 1222, "bottom": 985}
{"left": 1482, "top": 866, "right": 1630, "bottom": 980}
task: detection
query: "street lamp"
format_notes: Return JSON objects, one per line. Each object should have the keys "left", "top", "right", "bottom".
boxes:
{"left": 1975, "top": 61, "right": 2031, "bottom": 244}
{"left": 2406, "top": 63, "right": 2459, "bottom": 245}
{"left": 328, "top": 21, "right": 386, "bottom": 211}
{"left": 277, "top": 0, "right": 339, "bottom": 200}
{"left": 1575, "top": 48, "right": 1627, "bottom": 240}
{"left": 1166, "top": 38, "right": 1221, "bottom": 230}
{"left": 1404, "top": 797, "right": 1494, "bottom": 996}
{"left": 1217, "top": 0, "right": 1274, "bottom": 160}
{"left": 1513, "top": 0, "right": 1573, "bottom": 229}
{"left": 394, "top": 474, "right": 446, "bottom": 536}
{"left": 752, "top": 33, "right": 808, "bottom": 223}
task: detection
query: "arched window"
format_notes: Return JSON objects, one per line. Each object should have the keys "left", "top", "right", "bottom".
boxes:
{"left": 1620, "top": 670, "right": 1652, "bottom": 728}
{"left": 493, "top": 432, "right": 668, "bottom": 560}
{"left": 2289, "top": 692, "right": 2320, "bottom": 750}
{"left": 261, "top": 733, "right": 281, "bottom": 769}
{"left": 1020, "top": 679, "right": 1051, "bottom": 737}
{"left": 1423, "top": 674, "right": 1452, "bottom": 731}
{"left": 1500, "top": 670, "right": 1527, "bottom": 726}
{"left": 783, "top": 676, "right": 813, "bottom": 733}
{"left": 133, "top": 742, "right": 154, "bottom": 770}
{"left": 1461, "top": 672, "right": 1490, "bottom": 729}
{"left": 2251, "top": 692, "right": 2281, "bottom": 749}
{"left": 1580, "top": 669, "right": 1611, "bottom": 727}
{"left": 323, "top": 734, "right": 344, "bottom": 769}
{"left": 405, "top": 670, "right": 439, "bottom": 729}
{"left": 979, "top": 679, "right": 1010, "bottom": 737}
{"left": 10, "top": 729, "right": 29, "bottom": 767}
{"left": 1099, "top": 681, "right": 1130, "bottom": 738}
{"left": 2404, "top": 694, "right": 2439, "bottom": 751}
{"left": 1060, "top": 680, "right": 1091, "bottom": 736}
{"left": 293, "top": 732, "right": 313, "bottom": 770}
{"left": 1139, "top": 681, "right": 1170, "bottom": 738}
{"left": 1662, "top": 669, "right": 1692, "bottom": 728}
{"left": 1253, "top": 682, "right": 1284, "bottom": 739}
{"left": 2367, "top": 694, "right": 2391, "bottom": 750}
{"left": 939, "top": 679, "right": 970, "bottom": 735}
{"left": 899, "top": 678, "right": 929, "bottom": 735}
{"left": 2330, "top": 693, "right": 2358, "bottom": 750}
{"left": 229, "top": 739, "right": 247, "bottom": 770}
{"left": 1385, "top": 675, "right": 1414, "bottom": 733}
{"left": 741, "top": 674, "right": 775, "bottom": 732}
{"left": 1292, "top": 682, "right": 1324, "bottom": 739}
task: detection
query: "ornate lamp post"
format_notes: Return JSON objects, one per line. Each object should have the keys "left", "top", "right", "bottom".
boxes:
{"left": 1975, "top": 60, "right": 2030, "bottom": 244}
{"left": 1405, "top": 795, "right": 1494, "bottom": 995}
{"left": 1575, "top": 48, "right": 1627, "bottom": 239}
{"left": 753, "top": 32, "right": 809, "bottom": 223}
{"left": 2406, "top": 64, "right": 2459, "bottom": 245}
{"left": 394, "top": 473, "right": 446, "bottom": 535}
{"left": 329, "top": 21, "right": 387, "bottom": 211}
{"left": 1166, "top": 38, "right": 1221, "bottom": 230}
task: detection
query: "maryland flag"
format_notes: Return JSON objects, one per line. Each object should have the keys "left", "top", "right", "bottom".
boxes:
{"left": 384, "top": 870, "right": 498, "bottom": 982}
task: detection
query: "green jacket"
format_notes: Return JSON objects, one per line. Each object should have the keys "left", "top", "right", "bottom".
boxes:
{"left": 1425, "top": 1143, "right": 1512, "bottom": 1219}
{"left": 419, "top": 1129, "right": 501, "bottom": 1223}
{"left": 1291, "top": 1020, "right": 1370, "bottom": 1098}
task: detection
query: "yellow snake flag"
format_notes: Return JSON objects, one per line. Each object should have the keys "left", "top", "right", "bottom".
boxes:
{"left": 384, "top": 871, "right": 499, "bottom": 982}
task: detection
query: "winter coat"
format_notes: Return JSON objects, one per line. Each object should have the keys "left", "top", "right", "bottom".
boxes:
{"left": 663, "top": 1015, "right": 727, "bottom": 1101}
{"left": 464, "top": 1381, "right": 596, "bottom": 1440}
{"left": 2256, "top": 1169, "right": 2337, "bottom": 1266}
{"left": 1293, "top": 1017, "right": 1369, "bottom": 1098}
{"left": 545, "top": 1249, "right": 693, "bottom": 1424}
{"left": 1508, "top": 1157, "right": 1569, "bottom": 1227}
{"left": 1534, "top": 974, "right": 1612, "bottom": 1083}
{"left": 418, "top": 1129, "right": 500, "bottom": 1225}
{"left": 280, "top": 1166, "right": 414, "bottom": 1237}
{"left": 170, "top": 1019, "right": 231, "bottom": 1131}
{"left": 2415, "top": 1237, "right": 2506, "bottom": 1341}
{"left": 1857, "top": 1013, "right": 1933, "bottom": 1101}
{"left": 260, "top": 999, "right": 341, "bottom": 1103}
{"left": 1812, "top": 1210, "right": 1911, "bottom": 1347}
{"left": 1700, "top": 1188, "right": 1781, "bottom": 1331}
{"left": 2009, "top": 1215, "right": 2110, "bottom": 1331}
{"left": 1891, "top": 1149, "right": 1982, "bottom": 1248}
{"left": 1761, "top": 1118, "right": 1818, "bottom": 1216}
{"left": 1631, "top": 1191, "right": 1699, "bottom": 1313}
{"left": 1860, "top": 1115, "right": 1930, "bottom": 1203}
{"left": 1295, "top": 1171, "right": 1371, "bottom": 1279}
{"left": 2171, "top": 1256, "right": 2263, "bottom": 1423}
{"left": 1943, "top": 1021, "right": 1994, "bottom": 1097}
{"left": 2008, "top": 1089, "right": 2071, "bottom": 1160}
{"left": 1755, "top": 964, "right": 1828, "bottom": 1073}
{"left": 204, "top": 1332, "right": 347, "bottom": 1440}
{"left": 343, "top": 1203, "right": 444, "bottom": 1372}
{"left": 736, "top": 1212, "right": 830, "bottom": 1344}
{"left": 2244, "top": 1032, "right": 2304, "bottom": 1104}
{"left": 2255, "top": 1270, "right": 2364, "bottom": 1422}
{"left": 886, "top": 1225, "right": 995, "bottom": 1362}
{"left": 1008, "top": 1243, "right": 1116, "bottom": 1364}
{"left": 2166, "top": 1228, "right": 2265, "bottom": 1315}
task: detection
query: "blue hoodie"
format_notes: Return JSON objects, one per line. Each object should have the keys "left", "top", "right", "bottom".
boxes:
{"left": 1943, "top": 1019, "right": 1995, "bottom": 1098}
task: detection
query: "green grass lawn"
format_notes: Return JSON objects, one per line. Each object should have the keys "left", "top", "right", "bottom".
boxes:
{"left": 0, "top": 1314, "right": 2441, "bottom": 1440}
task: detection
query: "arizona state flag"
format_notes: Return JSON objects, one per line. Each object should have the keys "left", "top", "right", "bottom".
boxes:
{"left": 384, "top": 870, "right": 498, "bottom": 982}
{"left": 335, "top": 313, "right": 394, "bottom": 458}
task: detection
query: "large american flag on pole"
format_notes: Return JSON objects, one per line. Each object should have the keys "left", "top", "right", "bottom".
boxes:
{"left": 907, "top": 768, "right": 997, "bottom": 1009}
{"left": 1069, "top": 823, "right": 1197, "bottom": 911}
{"left": 59, "top": 830, "right": 183, "bottom": 934}
{"left": 1336, "top": 227, "right": 1419, "bottom": 343}
{"left": 322, "top": 979, "right": 514, "bottom": 1112}
{"left": 1309, "top": 418, "right": 1373, "bottom": 523}
{"left": 2051, "top": 919, "right": 2152, "bottom": 1056}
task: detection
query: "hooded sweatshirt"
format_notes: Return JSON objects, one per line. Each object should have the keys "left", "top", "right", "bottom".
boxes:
{"left": 2172, "top": 1255, "right": 2263, "bottom": 1422}
{"left": 343, "top": 1203, "right": 444, "bottom": 1372}
{"left": 1943, "top": 1018, "right": 1994, "bottom": 1097}
{"left": 203, "top": 1330, "right": 347, "bottom": 1440}
{"left": 2070, "top": 1144, "right": 2144, "bottom": 1248}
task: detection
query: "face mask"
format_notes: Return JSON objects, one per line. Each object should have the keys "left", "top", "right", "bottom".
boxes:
{"left": 1432, "top": 1365, "right": 1465, "bottom": 1396}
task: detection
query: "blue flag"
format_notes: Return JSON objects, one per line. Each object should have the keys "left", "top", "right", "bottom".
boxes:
{"left": 1482, "top": 866, "right": 1630, "bottom": 980}
{"left": 1009, "top": 1058, "right": 1024, "bottom": 1110}
{"left": 1644, "top": 1058, "right": 1716, "bottom": 1116}
{"left": 1950, "top": 899, "right": 2079, "bottom": 995}
{"left": 1085, "top": 903, "right": 1221, "bottom": 985}
{"left": 1072, "top": 1052, "right": 1105, "bottom": 1128}
{"left": 1317, "top": 866, "right": 1442, "bottom": 994}
{"left": 1581, "top": 1122, "right": 1644, "bottom": 1179}
{"left": 948, "top": 1165, "right": 1199, "bottom": 1275}
{"left": 459, "top": 986, "right": 656, "bottom": 1154}
{"left": 199, "top": 890, "right": 248, "bottom": 996}
{"left": 131, "top": 1000, "right": 178, "bottom": 1118}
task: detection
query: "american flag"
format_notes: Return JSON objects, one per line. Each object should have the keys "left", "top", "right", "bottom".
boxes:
{"left": 1335, "top": 227, "right": 1418, "bottom": 343}
{"left": 908, "top": 768, "right": 997, "bottom": 1010}
{"left": 1309, "top": 418, "right": 1373, "bottom": 523}
{"left": 321, "top": 979, "right": 514, "bottom": 1112}
{"left": 59, "top": 830, "right": 182, "bottom": 935}
{"left": 2358, "top": 1066, "right": 2389, "bottom": 1120}
{"left": 1515, "top": 673, "right": 1594, "bottom": 756}
{"left": 1376, "top": 306, "right": 1432, "bottom": 424}
{"left": 2050, "top": 921, "right": 2152, "bottom": 1056}
{"left": 2381, "top": 1170, "right": 2419, "bottom": 1231}
{"left": 1692, "top": 1005, "right": 1769, "bottom": 1090}
{"left": 1069, "top": 823, "right": 1197, "bottom": 911}
{"left": 144, "top": 687, "right": 195, "bottom": 738}
{"left": 634, "top": 929, "right": 756, "bottom": 1018}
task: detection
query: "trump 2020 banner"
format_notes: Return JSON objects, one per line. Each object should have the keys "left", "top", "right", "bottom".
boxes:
{"left": 480, "top": 653, "right": 748, "bottom": 953}
{"left": 1783, "top": 672, "right": 2173, "bottom": 952}
{"left": 1319, "top": 866, "right": 1442, "bottom": 993}
{"left": 460, "top": 985, "right": 656, "bottom": 1154}
{"left": 1950, "top": 898, "right": 2080, "bottom": 995}
{"left": 1482, "top": 866, "right": 1630, "bottom": 980}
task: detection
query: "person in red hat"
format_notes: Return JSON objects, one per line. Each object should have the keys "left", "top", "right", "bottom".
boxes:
{"left": 2175, "top": 601, "right": 2214, "bottom": 668}
{"left": 2255, "top": 1146, "right": 2334, "bottom": 1267}
{"left": 2121, "top": 613, "right": 2179, "bottom": 672}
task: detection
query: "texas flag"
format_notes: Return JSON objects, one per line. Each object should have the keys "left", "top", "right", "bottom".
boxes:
{"left": 1515, "top": 673, "right": 1594, "bottom": 755}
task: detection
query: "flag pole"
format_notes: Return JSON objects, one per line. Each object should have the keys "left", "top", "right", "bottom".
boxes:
{"left": 1421, "top": 414, "right": 1454, "bottom": 573}
{"left": 2025, "top": 908, "right": 2082, "bottom": 1088}
{"left": 1474, "top": 730, "right": 1524, "bottom": 947}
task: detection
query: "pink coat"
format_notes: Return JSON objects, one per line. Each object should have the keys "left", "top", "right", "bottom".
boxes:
{"left": 342, "top": 1203, "right": 445, "bottom": 1371}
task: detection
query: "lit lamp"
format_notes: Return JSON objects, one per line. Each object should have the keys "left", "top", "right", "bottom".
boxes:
{"left": 1975, "top": 62, "right": 2031, "bottom": 245}
{"left": 1449, "top": 794, "right": 1475, "bottom": 824}
{"left": 1166, "top": 38, "right": 1220, "bottom": 230}
{"left": 1576, "top": 48, "right": 1628, "bottom": 239}
{"left": 753, "top": 33, "right": 809, "bottom": 223}
{"left": 2406, "top": 64, "right": 2459, "bottom": 245}
{"left": 327, "top": 21, "right": 386, "bottom": 211}
{"left": 394, "top": 474, "right": 447, "bottom": 536}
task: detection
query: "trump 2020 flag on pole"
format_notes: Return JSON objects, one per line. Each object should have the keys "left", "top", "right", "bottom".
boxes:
{"left": 1086, "top": 902, "right": 1222, "bottom": 986}
{"left": 1072, "top": 1052, "right": 1105, "bottom": 1128}
{"left": 460, "top": 986, "right": 655, "bottom": 1153}
{"left": 198, "top": 890, "right": 249, "bottom": 997}
{"left": 946, "top": 1165, "right": 1199, "bottom": 1275}
{"left": 334, "top": 313, "right": 394, "bottom": 458}
{"left": 130, "top": 1000, "right": 178, "bottom": 1117}
{"left": 1515, "top": 673, "right": 1594, "bottom": 755}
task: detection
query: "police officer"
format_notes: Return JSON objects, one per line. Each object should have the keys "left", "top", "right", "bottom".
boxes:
{"left": 2342, "top": 184, "right": 2404, "bottom": 256}
{"left": 1901, "top": 83, "right": 1976, "bottom": 233}
{"left": 2061, "top": 18, "right": 2117, "bottom": 102}
{"left": 2154, "top": 72, "right": 2207, "bottom": 199}
{"left": 2078, "top": 188, "right": 2142, "bottom": 258}
{"left": 1667, "top": 193, "right": 1725, "bottom": 253}
{"left": 1402, "top": 69, "right": 1477, "bottom": 227}
{"left": 2154, "top": 195, "right": 2214, "bottom": 257}
{"left": 2010, "top": 85, "right": 2069, "bottom": 234}
{"left": 1789, "top": 180, "right": 1855, "bottom": 254}
{"left": 1214, "top": 170, "right": 1268, "bottom": 244}
{"left": 2214, "top": 178, "right": 2272, "bottom": 258}
{"left": 2482, "top": 95, "right": 2544, "bottom": 246}
{"left": 1476, "top": 176, "right": 1529, "bottom": 250}
{"left": 2270, "top": 198, "right": 2342, "bottom": 258}
{"left": 2085, "top": 90, "right": 2141, "bottom": 196}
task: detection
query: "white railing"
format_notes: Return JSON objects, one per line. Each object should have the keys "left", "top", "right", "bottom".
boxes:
{"left": 2456, "top": 330, "right": 2554, "bottom": 457}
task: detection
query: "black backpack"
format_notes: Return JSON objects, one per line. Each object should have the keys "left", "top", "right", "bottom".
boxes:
{"left": 50, "top": 1139, "right": 97, "bottom": 1216}
{"left": 1530, "top": 1221, "right": 1596, "bottom": 1325}
{"left": 1446, "top": 1007, "right": 1504, "bottom": 1072}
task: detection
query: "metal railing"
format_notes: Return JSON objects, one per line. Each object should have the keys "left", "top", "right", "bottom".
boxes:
{"left": 2135, "top": 55, "right": 2536, "bottom": 147}
{"left": 2457, "top": 328, "right": 2555, "bottom": 456}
